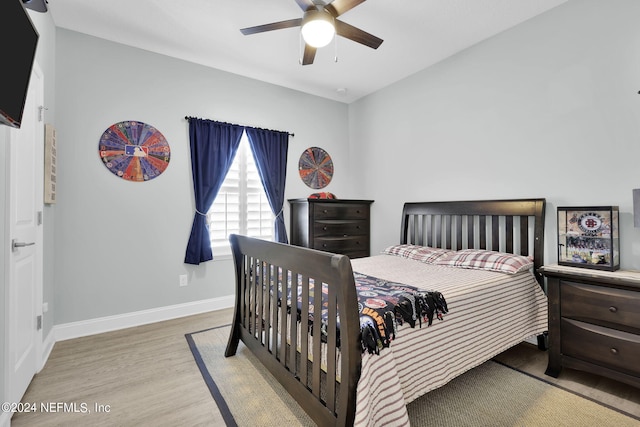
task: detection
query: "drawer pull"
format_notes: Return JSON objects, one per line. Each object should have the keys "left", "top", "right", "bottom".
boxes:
{"left": 609, "top": 306, "right": 618, "bottom": 313}
{"left": 610, "top": 348, "right": 618, "bottom": 355}
{"left": 323, "top": 209, "right": 328, "bottom": 214}
{"left": 323, "top": 226, "right": 328, "bottom": 231}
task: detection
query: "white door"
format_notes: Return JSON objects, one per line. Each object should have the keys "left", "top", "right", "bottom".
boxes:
{"left": 5, "top": 62, "right": 44, "bottom": 406}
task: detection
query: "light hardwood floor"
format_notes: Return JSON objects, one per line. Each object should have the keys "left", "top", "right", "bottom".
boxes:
{"left": 10, "top": 307, "right": 640, "bottom": 426}
{"left": 11, "top": 308, "right": 234, "bottom": 427}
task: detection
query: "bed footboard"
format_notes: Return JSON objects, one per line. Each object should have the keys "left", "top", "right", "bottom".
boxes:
{"left": 225, "top": 234, "right": 361, "bottom": 427}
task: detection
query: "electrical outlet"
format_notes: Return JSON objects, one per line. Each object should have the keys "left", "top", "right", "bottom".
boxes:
{"left": 179, "top": 274, "right": 188, "bottom": 287}
{"left": 42, "top": 302, "right": 49, "bottom": 312}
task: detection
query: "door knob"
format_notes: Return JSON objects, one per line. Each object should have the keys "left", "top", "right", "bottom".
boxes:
{"left": 11, "top": 239, "right": 35, "bottom": 252}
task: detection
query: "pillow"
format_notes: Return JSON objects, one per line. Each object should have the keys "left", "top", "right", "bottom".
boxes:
{"left": 434, "top": 249, "right": 534, "bottom": 274}
{"left": 383, "top": 244, "right": 452, "bottom": 264}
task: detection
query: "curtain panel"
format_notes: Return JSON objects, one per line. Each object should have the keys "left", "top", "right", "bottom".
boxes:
{"left": 184, "top": 119, "right": 244, "bottom": 265}
{"left": 246, "top": 127, "right": 289, "bottom": 244}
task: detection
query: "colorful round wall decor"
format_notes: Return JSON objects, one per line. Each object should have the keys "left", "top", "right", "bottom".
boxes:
{"left": 298, "top": 146, "right": 334, "bottom": 189}
{"left": 99, "top": 120, "right": 171, "bottom": 182}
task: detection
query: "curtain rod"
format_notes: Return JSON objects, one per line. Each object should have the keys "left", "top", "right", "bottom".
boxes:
{"left": 184, "top": 116, "right": 294, "bottom": 137}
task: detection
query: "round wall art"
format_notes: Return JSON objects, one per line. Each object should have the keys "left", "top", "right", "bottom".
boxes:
{"left": 99, "top": 120, "right": 171, "bottom": 182}
{"left": 298, "top": 146, "right": 334, "bottom": 189}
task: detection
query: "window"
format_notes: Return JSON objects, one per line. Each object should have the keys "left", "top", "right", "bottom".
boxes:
{"left": 207, "top": 133, "right": 274, "bottom": 253}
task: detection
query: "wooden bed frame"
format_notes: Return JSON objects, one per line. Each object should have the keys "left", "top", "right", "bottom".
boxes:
{"left": 225, "top": 198, "right": 546, "bottom": 426}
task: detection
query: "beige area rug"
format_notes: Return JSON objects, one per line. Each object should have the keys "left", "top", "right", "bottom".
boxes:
{"left": 186, "top": 326, "right": 640, "bottom": 426}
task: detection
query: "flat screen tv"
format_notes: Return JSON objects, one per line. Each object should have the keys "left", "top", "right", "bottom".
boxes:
{"left": 0, "top": 0, "right": 39, "bottom": 129}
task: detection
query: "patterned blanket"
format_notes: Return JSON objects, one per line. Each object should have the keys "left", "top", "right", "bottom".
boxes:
{"left": 353, "top": 272, "right": 448, "bottom": 354}
{"left": 286, "top": 272, "right": 448, "bottom": 355}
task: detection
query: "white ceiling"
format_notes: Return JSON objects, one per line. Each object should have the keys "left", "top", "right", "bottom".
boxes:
{"left": 47, "top": 0, "right": 568, "bottom": 104}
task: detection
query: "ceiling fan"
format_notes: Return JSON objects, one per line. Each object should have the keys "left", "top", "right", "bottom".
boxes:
{"left": 22, "top": 0, "right": 48, "bottom": 13}
{"left": 240, "top": 0, "right": 383, "bottom": 65}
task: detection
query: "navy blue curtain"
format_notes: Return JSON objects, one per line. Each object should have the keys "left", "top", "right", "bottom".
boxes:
{"left": 246, "top": 128, "right": 289, "bottom": 243}
{"left": 185, "top": 119, "right": 244, "bottom": 265}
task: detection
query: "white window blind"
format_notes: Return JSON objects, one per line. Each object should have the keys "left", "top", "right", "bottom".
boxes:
{"left": 208, "top": 133, "right": 274, "bottom": 252}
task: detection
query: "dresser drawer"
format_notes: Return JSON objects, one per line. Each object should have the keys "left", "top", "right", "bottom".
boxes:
{"left": 313, "top": 220, "right": 368, "bottom": 237}
{"left": 561, "top": 318, "right": 640, "bottom": 377}
{"left": 561, "top": 281, "right": 640, "bottom": 331}
{"left": 313, "top": 236, "right": 369, "bottom": 253}
{"left": 312, "top": 203, "right": 369, "bottom": 220}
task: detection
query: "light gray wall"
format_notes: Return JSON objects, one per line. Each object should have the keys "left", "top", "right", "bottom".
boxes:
{"left": 53, "top": 29, "right": 351, "bottom": 324}
{"left": 349, "top": 0, "right": 640, "bottom": 270}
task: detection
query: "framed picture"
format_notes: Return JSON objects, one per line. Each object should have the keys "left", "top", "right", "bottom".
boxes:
{"left": 557, "top": 206, "right": 619, "bottom": 271}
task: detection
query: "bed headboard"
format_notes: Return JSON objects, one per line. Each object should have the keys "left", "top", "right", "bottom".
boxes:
{"left": 400, "top": 199, "right": 546, "bottom": 285}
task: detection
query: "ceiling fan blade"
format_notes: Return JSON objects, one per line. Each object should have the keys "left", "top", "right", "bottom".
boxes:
{"left": 301, "top": 44, "right": 317, "bottom": 65}
{"left": 22, "top": 0, "right": 48, "bottom": 13}
{"left": 335, "top": 20, "right": 383, "bottom": 49}
{"left": 240, "top": 18, "right": 302, "bottom": 35}
{"left": 294, "top": 0, "right": 316, "bottom": 12}
{"left": 325, "top": 0, "right": 366, "bottom": 17}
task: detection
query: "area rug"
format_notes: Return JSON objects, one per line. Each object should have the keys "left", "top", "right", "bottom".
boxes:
{"left": 186, "top": 325, "right": 639, "bottom": 426}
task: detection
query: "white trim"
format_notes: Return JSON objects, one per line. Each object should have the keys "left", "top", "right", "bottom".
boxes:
{"left": 1, "top": 127, "right": 9, "bottom": 427}
{"left": 53, "top": 295, "right": 234, "bottom": 342}
{"left": 33, "top": 61, "right": 45, "bottom": 380}
{"left": 3, "top": 60, "right": 44, "bottom": 419}
{"left": 39, "top": 328, "right": 56, "bottom": 372}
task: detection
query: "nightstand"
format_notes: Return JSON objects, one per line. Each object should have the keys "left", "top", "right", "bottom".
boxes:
{"left": 288, "top": 199, "right": 373, "bottom": 259}
{"left": 540, "top": 264, "right": 640, "bottom": 389}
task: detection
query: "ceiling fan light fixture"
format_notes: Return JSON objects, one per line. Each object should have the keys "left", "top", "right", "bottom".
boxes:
{"left": 301, "top": 9, "right": 335, "bottom": 48}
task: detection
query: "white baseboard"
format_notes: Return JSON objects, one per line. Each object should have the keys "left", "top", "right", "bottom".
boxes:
{"left": 52, "top": 295, "right": 234, "bottom": 343}
{"left": 39, "top": 328, "right": 56, "bottom": 372}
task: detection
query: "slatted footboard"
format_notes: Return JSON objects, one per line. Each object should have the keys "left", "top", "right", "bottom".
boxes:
{"left": 225, "top": 234, "right": 362, "bottom": 426}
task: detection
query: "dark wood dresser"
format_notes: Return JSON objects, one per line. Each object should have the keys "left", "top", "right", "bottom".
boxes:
{"left": 288, "top": 198, "right": 373, "bottom": 259}
{"left": 540, "top": 264, "right": 640, "bottom": 389}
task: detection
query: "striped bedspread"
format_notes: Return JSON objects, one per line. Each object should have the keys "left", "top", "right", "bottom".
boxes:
{"left": 350, "top": 254, "right": 548, "bottom": 427}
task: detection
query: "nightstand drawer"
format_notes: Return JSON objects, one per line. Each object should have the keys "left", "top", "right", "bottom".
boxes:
{"left": 313, "top": 203, "right": 369, "bottom": 220}
{"left": 313, "top": 220, "right": 368, "bottom": 237}
{"left": 561, "top": 318, "right": 640, "bottom": 377}
{"left": 561, "top": 281, "right": 640, "bottom": 330}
